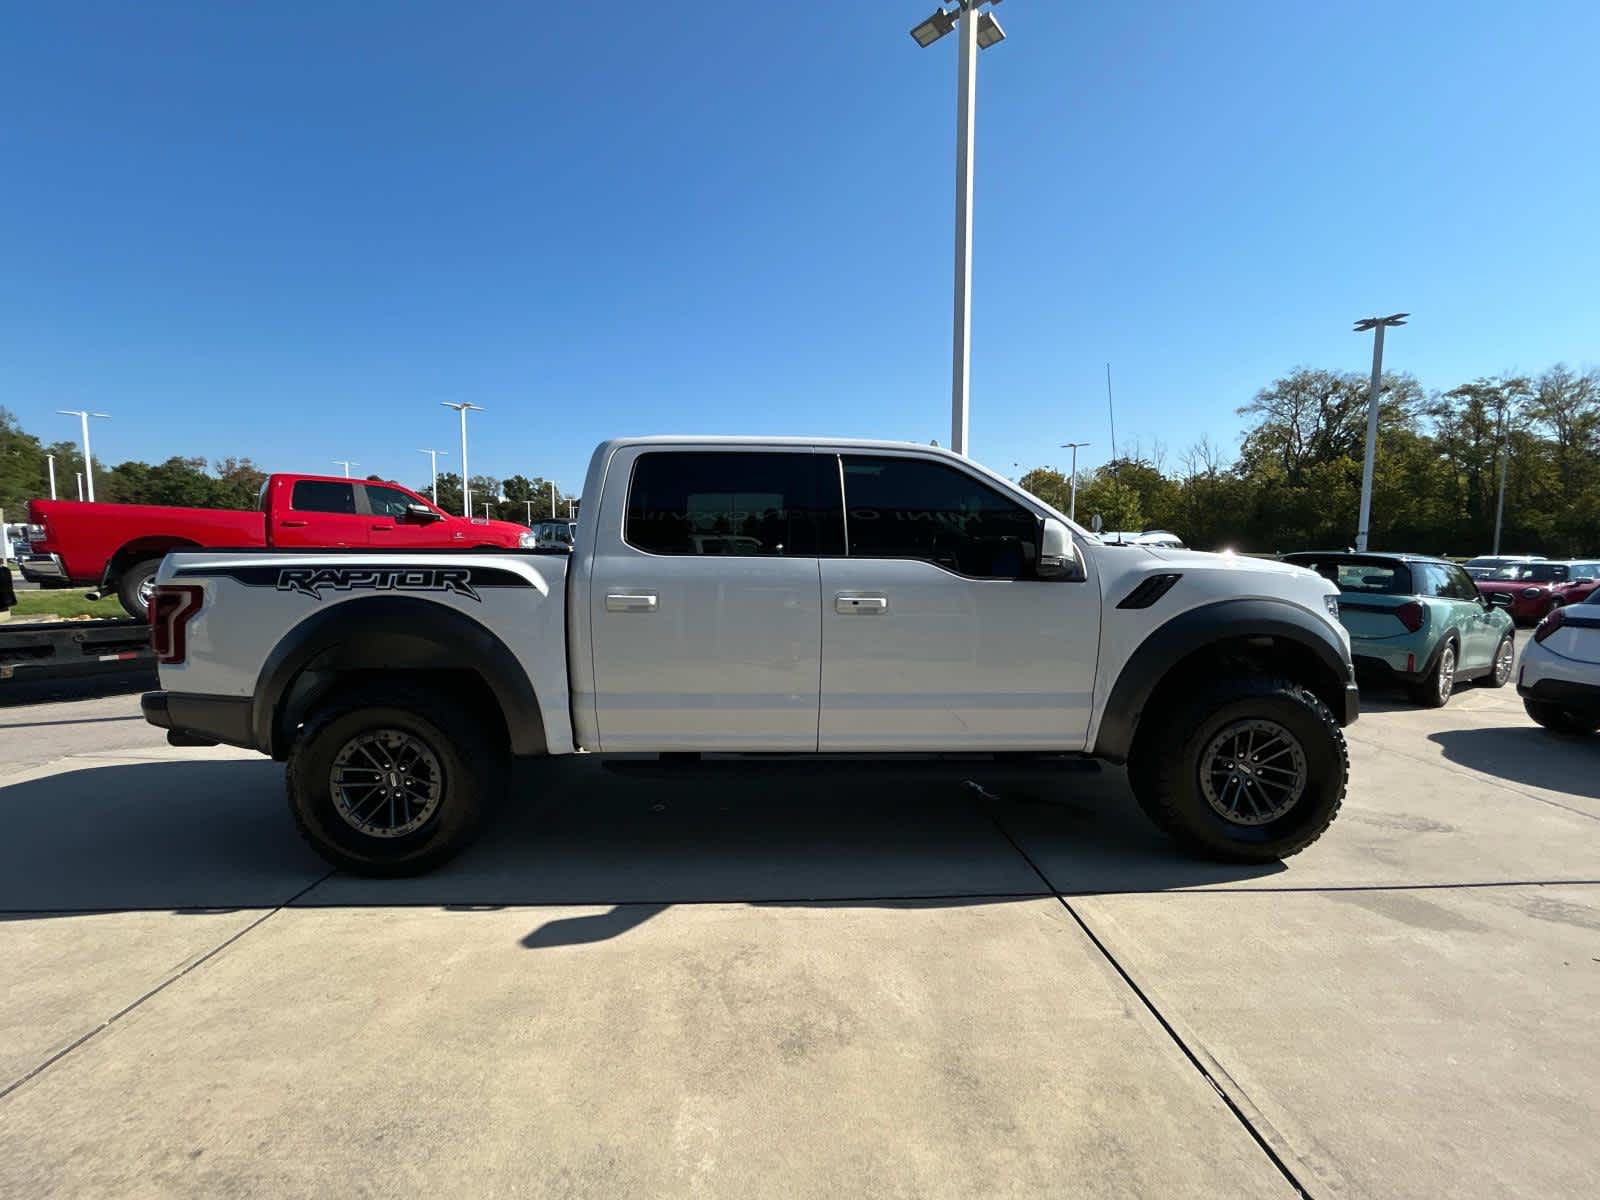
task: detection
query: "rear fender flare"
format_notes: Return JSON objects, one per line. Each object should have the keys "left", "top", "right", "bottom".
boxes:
{"left": 252, "top": 596, "right": 546, "bottom": 757}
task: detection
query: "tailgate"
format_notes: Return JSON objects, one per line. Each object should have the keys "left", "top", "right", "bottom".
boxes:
{"left": 1335, "top": 594, "right": 1420, "bottom": 641}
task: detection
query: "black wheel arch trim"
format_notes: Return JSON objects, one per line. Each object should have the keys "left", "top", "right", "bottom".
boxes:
{"left": 1094, "top": 597, "right": 1356, "bottom": 764}
{"left": 252, "top": 595, "right": 547, "bottom": 758}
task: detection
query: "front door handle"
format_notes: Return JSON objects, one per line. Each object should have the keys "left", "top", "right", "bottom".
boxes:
{"left": 280, "top": 520, "right": 308, "bottom": 528}
{"left": 606, "top": 592, "right": 658, "bottom": 613}
{"left": 835, "top": 593, "right": 888, "bottom": 615}
{"left": 371, "top": 523, "right": 394, "bottom": 531}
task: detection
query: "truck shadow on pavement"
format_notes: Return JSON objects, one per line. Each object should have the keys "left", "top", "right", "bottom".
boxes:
{"left": 1429, "top": 726, "right": 1599, "bottom": 799}
{"left": 0, "top": 755, "right": 1285, "bottom": 940}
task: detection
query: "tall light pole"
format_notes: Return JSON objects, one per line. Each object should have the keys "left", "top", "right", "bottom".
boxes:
{"left": 333, "top": 459, "right": 358, "bottom": 478}
{"left": 1352, "top": 313, "right": 1408, "bottom": 551}
{"left": 57, "top": 410, "right": 109, "bottom": 502}
{"left": 1493, "top": 399, "right": 1511, "bottom": 555}
{"left": 523, "top": 499, "right": 536, "bottom": 526}
{"left": 418, "top": 448, "right": 448, "bottom": 504}
{"left": 1059, "top": 441, "right": 1091, "bottom": 523}
{"left": 909, "top": 1, "right": 1007, "bottom": 457}
{"left": 441, "top": 401, "right": 484, "bottom": 516}
{"left": 46, "top": 454, "right": 57, "bottom": 500}
{"left": 75, "top": 472, "right": 84, "bottom": 501}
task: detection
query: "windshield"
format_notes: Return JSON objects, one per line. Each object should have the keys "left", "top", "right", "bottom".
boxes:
{"left": 1495, "top": 563, "right": 1569, "bottom": 582}
{"left": 1284, "top": 557, "right": 1412, "bottom": 595}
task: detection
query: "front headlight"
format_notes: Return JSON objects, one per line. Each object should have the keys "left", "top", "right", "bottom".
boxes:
{"left": 518, "top": 531, "right": 539, "bottom": 549}
{"left": 1324, "top": 594, "right": 1340, "bottom": 619}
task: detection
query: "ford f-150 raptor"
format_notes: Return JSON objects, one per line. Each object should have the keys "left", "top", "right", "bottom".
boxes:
{"left": 141, "top": 437, "right": 1359, "bottom": 875}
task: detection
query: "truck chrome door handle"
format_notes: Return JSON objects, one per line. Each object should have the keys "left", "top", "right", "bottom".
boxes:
{"left": 606, "top": 592, "right": 658, "bottom": 613}
{"left": 835, "top": 593, "right": 887, "bottom": 614}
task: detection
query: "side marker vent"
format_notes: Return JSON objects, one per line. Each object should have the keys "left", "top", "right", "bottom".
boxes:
{"left": 1117, "top": 573, "right": 1182, "bottom": 610}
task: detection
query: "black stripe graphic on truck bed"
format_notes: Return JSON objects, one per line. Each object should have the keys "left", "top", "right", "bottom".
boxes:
{"left": 172, "top": 564, "right": 535, "bottom": 603}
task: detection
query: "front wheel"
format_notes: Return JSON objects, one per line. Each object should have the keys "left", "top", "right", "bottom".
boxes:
{"left": 1129, "top": 676, "right": 1346, "bottom": 862}
{"left": 286, "top": 685, "right": 504, "bottom": 875}
{"left": 1407, "top": 640, "right": 1456, "bottom": 708}
{"left": 1485, "top": 634, "right": 1515, "bottom": 688}
{"left": 1524, "top": 699, "right": 1600, "bottom": 736}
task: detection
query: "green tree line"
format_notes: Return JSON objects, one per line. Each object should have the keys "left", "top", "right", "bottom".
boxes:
{"left": 1019, "top": 364, "right": 1599, "bottom": 556}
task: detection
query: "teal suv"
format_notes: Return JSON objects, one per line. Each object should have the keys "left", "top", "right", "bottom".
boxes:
{"left": 1282, "top": 553, "right": 1515, "bottom": 707}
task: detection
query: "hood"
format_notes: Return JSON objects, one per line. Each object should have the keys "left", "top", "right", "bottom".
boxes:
{"left": 1141, "top": 546, "right": 1326, "bottom": 582}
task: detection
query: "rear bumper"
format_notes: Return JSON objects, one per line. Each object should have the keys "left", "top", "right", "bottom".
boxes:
{"left": 18, "top": 553, "right": 70, "bottom": 586}
{"left": 1517, "top": 676, "right": 1600, "bottom": 713}
{"left": 141, "top": 690, "right": 257, "bottom": 750}
{"left": 1352, "top": 651, "right": 1426, "bottom": 686}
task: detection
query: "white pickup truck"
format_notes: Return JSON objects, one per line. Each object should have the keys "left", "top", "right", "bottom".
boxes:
{"left": 142, "top": 437, "right": 1358, "bottom": 875}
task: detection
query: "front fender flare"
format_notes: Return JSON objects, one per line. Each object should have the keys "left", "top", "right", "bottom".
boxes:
{"left": 1093, "top": 598, "right": 1355, "bottom": 763}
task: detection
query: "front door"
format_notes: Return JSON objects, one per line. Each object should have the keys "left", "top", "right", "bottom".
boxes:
{"left": 586, "top": 448, "right": 836, "bottom": 751}
{"left": 819, "top": 453, "right": 1100, "bottom": 751}
{"left": 363, "top": 483, "right": 445, "bottom": 548}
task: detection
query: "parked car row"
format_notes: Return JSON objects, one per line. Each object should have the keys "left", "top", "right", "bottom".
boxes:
{"left": 1283, "top": 548, "right": 1600, "bottom": 735}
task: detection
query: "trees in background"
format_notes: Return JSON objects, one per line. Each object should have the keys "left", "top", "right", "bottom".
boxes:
{"left": 1017, "top": 364, "right": 1600, "bottom": 555}
{"left": 5, "top": 360, "right": 1597, "bottom": 553}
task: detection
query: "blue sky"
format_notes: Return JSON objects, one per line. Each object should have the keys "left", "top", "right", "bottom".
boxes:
{"left": 3, "top": 1, "right": 1596, "bottom": 494}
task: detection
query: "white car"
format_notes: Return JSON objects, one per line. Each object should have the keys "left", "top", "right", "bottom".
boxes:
{"left": 141, "top": 435, "right": 1357, "bottom": 875}
{"left": 1517, "top": 592, "right": 1600, "bottom": 734}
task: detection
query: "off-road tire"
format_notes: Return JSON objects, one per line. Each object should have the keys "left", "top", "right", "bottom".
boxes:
{"left": 1485, "top": 634, "right": 1515, "bottom": 689}
{"left": 116, "top": 558, "right": 161, "bottom": 621}
{"left": 1523, "top": 699, "right": 1600, "bottom": 736}
{"left": 286, "top": 685, "right": 503, "bottom": 876}
{"left": 1129, "top": 675, "right": 1346, "bottom": 863}
{"left": 1407, "top": 639, "right": 1456, "bottom": 708}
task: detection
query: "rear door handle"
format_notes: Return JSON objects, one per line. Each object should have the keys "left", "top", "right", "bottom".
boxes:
{"left": 835, "top": 593, "right": 888, "bottom": 614}
{"left": 606, "top": 592, "right": 658, "bottom": 613}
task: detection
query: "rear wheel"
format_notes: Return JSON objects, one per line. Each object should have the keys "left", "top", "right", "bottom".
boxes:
{"left": 1128, "top": 675, "right": 1345, "bottom": 862}
{"left": 1524, "top": 699, "right": 1600, "bottom": 736}
{"left": 1408, "top": 640, "right": 1456, "bottom": 708}
{"left": 1485, "top": 634, "right": 1515, "bottom": 688}
{"left": 286, "top": 685, "right": 504, "bottom": 875}
{"left": 116, "top": 558, "right": 161, "bottom": 620}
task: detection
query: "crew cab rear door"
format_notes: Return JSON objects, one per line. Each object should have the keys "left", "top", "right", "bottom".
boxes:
{"left": 585, "top": 447, "right": 834, "bottom": 751}
{"left": 271, "top": 479, "right": 368, "bottom": 547}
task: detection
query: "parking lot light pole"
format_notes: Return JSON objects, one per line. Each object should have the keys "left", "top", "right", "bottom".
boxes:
{"left": 1351, "top": 314, "right": 1407, "bottom": 551}
{"left": 57, "top": 410, "right": 109, "bottom": 502}
{"left": 909, "top": 1, "right": 1007, "bottom": 456}
{"left": 46, "top": 454, "right": 57, "bottom": 500}
{"left": 333, "top": 460, "right": 358, "bottom": 478}
{"left": 441, "top": 401, "right": 484, "bottom": 516}
{"left": 1493, "top": 406, "right": 1510, "bottom": 555}
{"left": 418, "top": 448, "right": 448, "bottom": 504}
{"left": 1059, "top": 441, "right": 1091, "bottom": 523}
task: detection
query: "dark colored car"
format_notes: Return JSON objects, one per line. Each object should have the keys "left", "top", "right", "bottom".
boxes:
{"left": 1476, "top": 561, "right": 1600, "bottom": 625}
{"left": 1462, "top": 554, "right": 1545, "bottom": 580}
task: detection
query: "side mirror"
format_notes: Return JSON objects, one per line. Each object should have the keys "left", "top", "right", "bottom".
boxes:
{"left": 406, "top": 504, "right": 442, "bottom": 522}
{"left": 1037, "top": 518, "right": 1085, "bottom": 581}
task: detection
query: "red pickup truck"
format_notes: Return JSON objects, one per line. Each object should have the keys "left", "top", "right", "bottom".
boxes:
{"left": 21, "top": 473, "right": 537, "bottom": 618}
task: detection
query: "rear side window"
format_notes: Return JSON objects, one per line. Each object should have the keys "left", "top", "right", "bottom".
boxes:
{"left": 841, "top": 455, "right": 1038, "bottom": 580}
{"left": 291, "top": 481, "right": 357, "bottom": 514}
{"left": 625, "top": 452, "right": 842, "bottom": 556}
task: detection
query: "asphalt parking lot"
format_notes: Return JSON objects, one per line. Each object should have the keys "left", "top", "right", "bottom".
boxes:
{"left": 1, "top": 668, "right": 1596, "bottom": 1199}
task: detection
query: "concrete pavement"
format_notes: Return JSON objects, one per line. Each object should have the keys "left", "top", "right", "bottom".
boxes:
{"left": 1, "top": 675, "right": 1596, "bottom": 1197}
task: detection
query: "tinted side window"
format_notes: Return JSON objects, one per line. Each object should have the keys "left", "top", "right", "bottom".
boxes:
{"left": 841, "top": 456, "right": 1038, "bottom": 580}
{"left": 365, "top": 485, "right": 417, "bottom": 518}
{"left": 291, "top": 481, "right": 357, "bottom": 514}
{"left": 1445, "top": 565, "right": 1480, "bottom": 600}
{"left": 625, "top": 452, "right": 842, "bottom": 556}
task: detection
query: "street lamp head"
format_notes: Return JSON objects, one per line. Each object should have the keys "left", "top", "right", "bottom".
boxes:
{"left": 976, "top": 10, "right": 1005, "bottom": 49}
{"left": 909, "top": 7, "right": 957, "bottom": 47}
{"left": 1353, "top": 313, "right": 1409, "bottom": 332}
